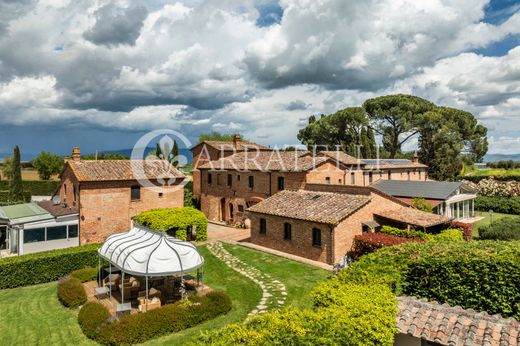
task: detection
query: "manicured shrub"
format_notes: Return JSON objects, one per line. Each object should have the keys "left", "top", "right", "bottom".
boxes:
{"left": 348, "top": 232, "right": 423, "bottom": 260}
{"left": 70, "top": 267, "right": 99, "bottom": 283}
{"left": 134, "top": 207, "right": 208, "bottom": 241}
{"left": 425, "top": 229, "right": 464, "bottom": 242}
{"left": 338, "top": 241, "right": 520, "bottom": 319}
{"left": 380, "top": 225, "right": 429, "bottom": 240}
{"left": 200, "top": 283, "right": 397, "bottom": 346}
{"left": 478, "top": 217, "right": 520, "bottom": 241}
{"left": 475, "top": 196, "right": 520, "bottom": 215}
{"left": 0, "top": 244, "right": 100, "bottom": 289}
{"left": 451, "top": 221, "right": 473, "bottom": 240}
{"left": 86, "top": 291, "right": 231, "bottom": 345}
{"left": 57, "top": 276, "right": 87, "bottom": 308}
{"left": 78, "top": 302, "right": 111, "bottom": 340}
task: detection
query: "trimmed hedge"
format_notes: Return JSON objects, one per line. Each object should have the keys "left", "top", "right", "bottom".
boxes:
{"left": 478, "top": 217, "right": 520, "bottom": 241}
{"left": 134, "top": 207, "right": 208, "bottom": 241}
{"left": 0, "top": 180, "right": 59, "bottom": 196}
{"left": 78, "top": 302, "right": 111, "bottom": 340}
{"left": 348, "top": 232, "right": 423, "bottom": 260}
{"left": 57, "top": 276, "right": 87, "bottom": 308}
{"left": 338, "top": 241, "right": 520, "bottom": 319}
{"left": 475, "top": 196, "right": 520, "bottom": 215}
{"left": 380, "top": 225, "right": 429, "bottom": 240}
{"left": 79, "top": 291, "right": 231, "bottom": 345}
{"left": 0, "top": 244, "right": 100, "bottom": 289}
{"left": 71, "top": 267, "right": 99, "bottom": 283}
{"left": 200, "top": 283, "right": 397, "bottom": 346}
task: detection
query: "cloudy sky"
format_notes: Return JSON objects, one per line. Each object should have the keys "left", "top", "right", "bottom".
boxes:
{"left": 0, "top": 0, "right": 519, "bottom": 158}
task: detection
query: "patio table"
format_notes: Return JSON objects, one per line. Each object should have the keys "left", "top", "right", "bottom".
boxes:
{"left": 116, "top": 302, "right": 132, "bottom": 317}
{"left": 94, "top": 286, "right": 109, "bottom": 300}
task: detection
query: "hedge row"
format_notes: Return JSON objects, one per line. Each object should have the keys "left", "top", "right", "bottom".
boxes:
{"left": 57, "top": 276, "right": 87, "bottom": 308}
{"left": 380, "top": 226, "right": 465, "bottom": 242}
{"left": 478, "top": 217, "right": 520, "bottom": 241}
{"left": 79, "top": 291, "right": 232, "bottom": 345}
{"left": 474, "top": 196, "right": 520, "bottom": 215}
{"left": 70, "top": 267, "right": 99, "bottom": 283}
{"left": 200, "top": 283, "right": 397, "bottom": 346}
{"left": 348, "top": 233, "right": 423, "bottom": 260}
{"left": 0, "top": 180, "right": 59, "bottom": 196}
{"left": 0, "top": 244, "right": 100, "bottom": 289}
{"left": 134, "top": 207, "right": 208, "bottom": 241}
{"left": 338, "top": 241, "right": 520, "bottom": 319}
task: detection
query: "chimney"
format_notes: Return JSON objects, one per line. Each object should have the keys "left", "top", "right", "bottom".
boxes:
{"left": 233, "top": 134, "right": 241, "bottom": 150}
{"left": 72, "top": 147, "right": 81, "bottom": 161}
{"left": 412, "top": 151, "right": 419, "bottom": 164}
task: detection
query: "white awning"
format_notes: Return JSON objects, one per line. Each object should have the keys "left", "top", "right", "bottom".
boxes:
{"left": 98, "top": 226, "right": 204, "bottom": 277}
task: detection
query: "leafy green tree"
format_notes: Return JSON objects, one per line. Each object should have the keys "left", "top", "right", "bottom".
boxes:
{"left": 198, "top": 131, "right": 246, "bottom": 142}
{"left": 297, "top": 107, "right": 376, "bottom": 157}
{"left": 32, "top": 151, "right": 64, "bottom": 180}
{"left": 363, "top": 94, "right": 435, "bottom": 158}
{"left": 411, "top": 197, "right": 433, "bottom": 213}
{"left": 81, "top": 152, "right": 128, "bottom": 160}
{"left": 9, "top": 146, "right": 24, "bottom": 201}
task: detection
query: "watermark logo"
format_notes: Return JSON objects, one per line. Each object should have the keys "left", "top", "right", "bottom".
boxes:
{"left": 131, "top": 129, "right": 192, "bottom": 191}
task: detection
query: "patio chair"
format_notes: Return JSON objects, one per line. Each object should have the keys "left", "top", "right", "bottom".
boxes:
{"left": 103, "top": 274, "right": 120, "bottom": 292}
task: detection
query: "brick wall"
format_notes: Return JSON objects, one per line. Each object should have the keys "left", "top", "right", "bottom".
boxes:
{"left": 249, "top": 213, "right": 333, "bottom": 264}
{"left": 59, "top": 165, "right": 80, "bottom": 207}
{"left": 78, "top": 180, "right": 184, "bottom": 244}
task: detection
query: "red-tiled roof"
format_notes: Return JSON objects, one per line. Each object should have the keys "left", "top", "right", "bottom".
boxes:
{"left": 319, "top": 151, "right": 363, "bottom": 166}
{"left": 37, "top": 200, "right": 78, "bottom": 217}
{"left": 397, "top": 297, "right": 520, "bottom": 346}
{"left": 67, "top": 160, "right": 185, "bottom": 182}
{"left": 198, "top": 151, "right": 330, "bottom": 172}
{"left": 247, "top": 190, "right": 371, "bottom": 224}
{"left": 193, "top": 140, "right": 270, "bottom": 151}
{"left": 375, "top": 207, "right": 452, "bottom": 228}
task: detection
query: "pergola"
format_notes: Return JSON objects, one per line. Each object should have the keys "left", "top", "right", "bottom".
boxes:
{"left": 97, "top": 225, "right": 204, "bottom": 311}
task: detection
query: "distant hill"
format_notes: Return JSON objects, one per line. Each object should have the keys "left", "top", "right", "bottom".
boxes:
{"left": 483, "top": 153, "right": 520, "bottom": 163}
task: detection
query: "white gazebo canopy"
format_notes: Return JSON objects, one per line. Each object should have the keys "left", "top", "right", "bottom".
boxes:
{"left": 98, "top": 225, "right": 204, "bottom": 277}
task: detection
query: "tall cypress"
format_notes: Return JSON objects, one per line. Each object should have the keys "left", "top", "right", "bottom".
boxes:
{"left": 172, "top": 140, "right": 179, "bottom": 167}
{"left": 9, "top": 145, "right": 24, "bottom": 202}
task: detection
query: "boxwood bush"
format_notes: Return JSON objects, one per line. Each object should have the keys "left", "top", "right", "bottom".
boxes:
{"left": 133, "top": 207, "right": 208, "bottom": 241}
{"left": 200, "top": 283, "right": 397, "bottom": 346}
{"left": 478, "top": 217, "right": 520, "bottom": 241}
{"left": 70, "top": 267, "right": 99, "bottom": 283}
{"left": 0, "top": 244, "right": 100, "bottom": 289}
{"left": 338, "top": 241, "right": 520, "bottom": 319}
{"left": 57, "top": 276, "right": 87, "bottom": 308}
{"left": 79, "top": 291, "right": 231, "bottom": 345}
{"left": 78, "top": 302, "right": 111, "bottom": 340}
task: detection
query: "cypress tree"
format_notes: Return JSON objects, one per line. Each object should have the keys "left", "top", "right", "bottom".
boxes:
{"left": 172, "top": 140, "right": 179, "bottom": 167}
{"left": 9, "top": 145, "right": 24, "bottom": 202}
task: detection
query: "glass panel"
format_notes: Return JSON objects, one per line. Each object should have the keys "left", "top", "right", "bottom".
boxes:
{"left": 24, "top": 228, "right": 45, "bottom": 243}
{"left": 68, "top": 224, "right": 79, "bottom": 238}
{"left": 47, "top": 225, "right": 67, "bottom": 240}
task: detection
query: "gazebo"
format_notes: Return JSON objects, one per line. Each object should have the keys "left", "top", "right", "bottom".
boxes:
{"left": 97, "top": 225, "right": 204, "bottom": 314}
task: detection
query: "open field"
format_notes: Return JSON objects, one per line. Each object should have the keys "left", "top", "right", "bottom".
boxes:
{"left": 0, "top": 169, "right": 59, "bottom": 181}
{"left": 0, "top": 244, "right": 328, "bottom": 345}
{"left": 466, "top": 168, "right": 520, "bottom": 178}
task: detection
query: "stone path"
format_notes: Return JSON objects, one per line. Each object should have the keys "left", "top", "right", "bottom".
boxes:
{"left": 206, "top": 241, "right": 286, "bottom": 316}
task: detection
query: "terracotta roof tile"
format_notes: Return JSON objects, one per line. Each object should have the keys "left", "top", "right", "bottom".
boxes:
{"left": 247, "top": 190, "right": 371, "bottom": 224}
{"left": 198, "top": 151, "right": 330, "bottom": 172}
{"left": 375, "top": 207, "right": 452, "bottom": 228}
{"left": 319, "top": 151, "right": 362, "bottom": 165}
{"left": 397, "top": 297, "right": 520, "bottom": 346}
{"left": 67, "top": 160, "right": 185, "bottom": 182}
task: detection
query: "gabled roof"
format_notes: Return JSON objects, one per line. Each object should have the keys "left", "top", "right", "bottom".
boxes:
{"left": 191, "top": 140, "right": 270, "bottom": 151}
{"left": 372, "top": 180, "right": 475, "bottom": 200}
{"left": 397, "top": 297, "right": 520, "bottom": 346}
{"left": 198, "top": 151, "right": 331, "bottom": 172}
{"left": 362, "top": 159, "right": 428, "bottom": 169}
{"left": 375, "top": 207, "right": 452, "bottom": 228}
{"left": 247, "top": 190, "right": 371, "bottom": 225}
{"left": 66, "top": 160, "right": 185, "bottom": 182}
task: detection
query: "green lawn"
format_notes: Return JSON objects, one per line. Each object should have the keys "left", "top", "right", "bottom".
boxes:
{"left": 472, "top": 211, "right": 520, "bottom": 237}
{"left": 0, "top": 244, "right": 328, "bottom": 345}
{"left": 466, "top": 167, "right": 520, "bottom": 178}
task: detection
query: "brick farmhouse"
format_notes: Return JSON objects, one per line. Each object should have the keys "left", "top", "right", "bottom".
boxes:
{"left": 56, "top": 147, "right": 185, "bottom": 244}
